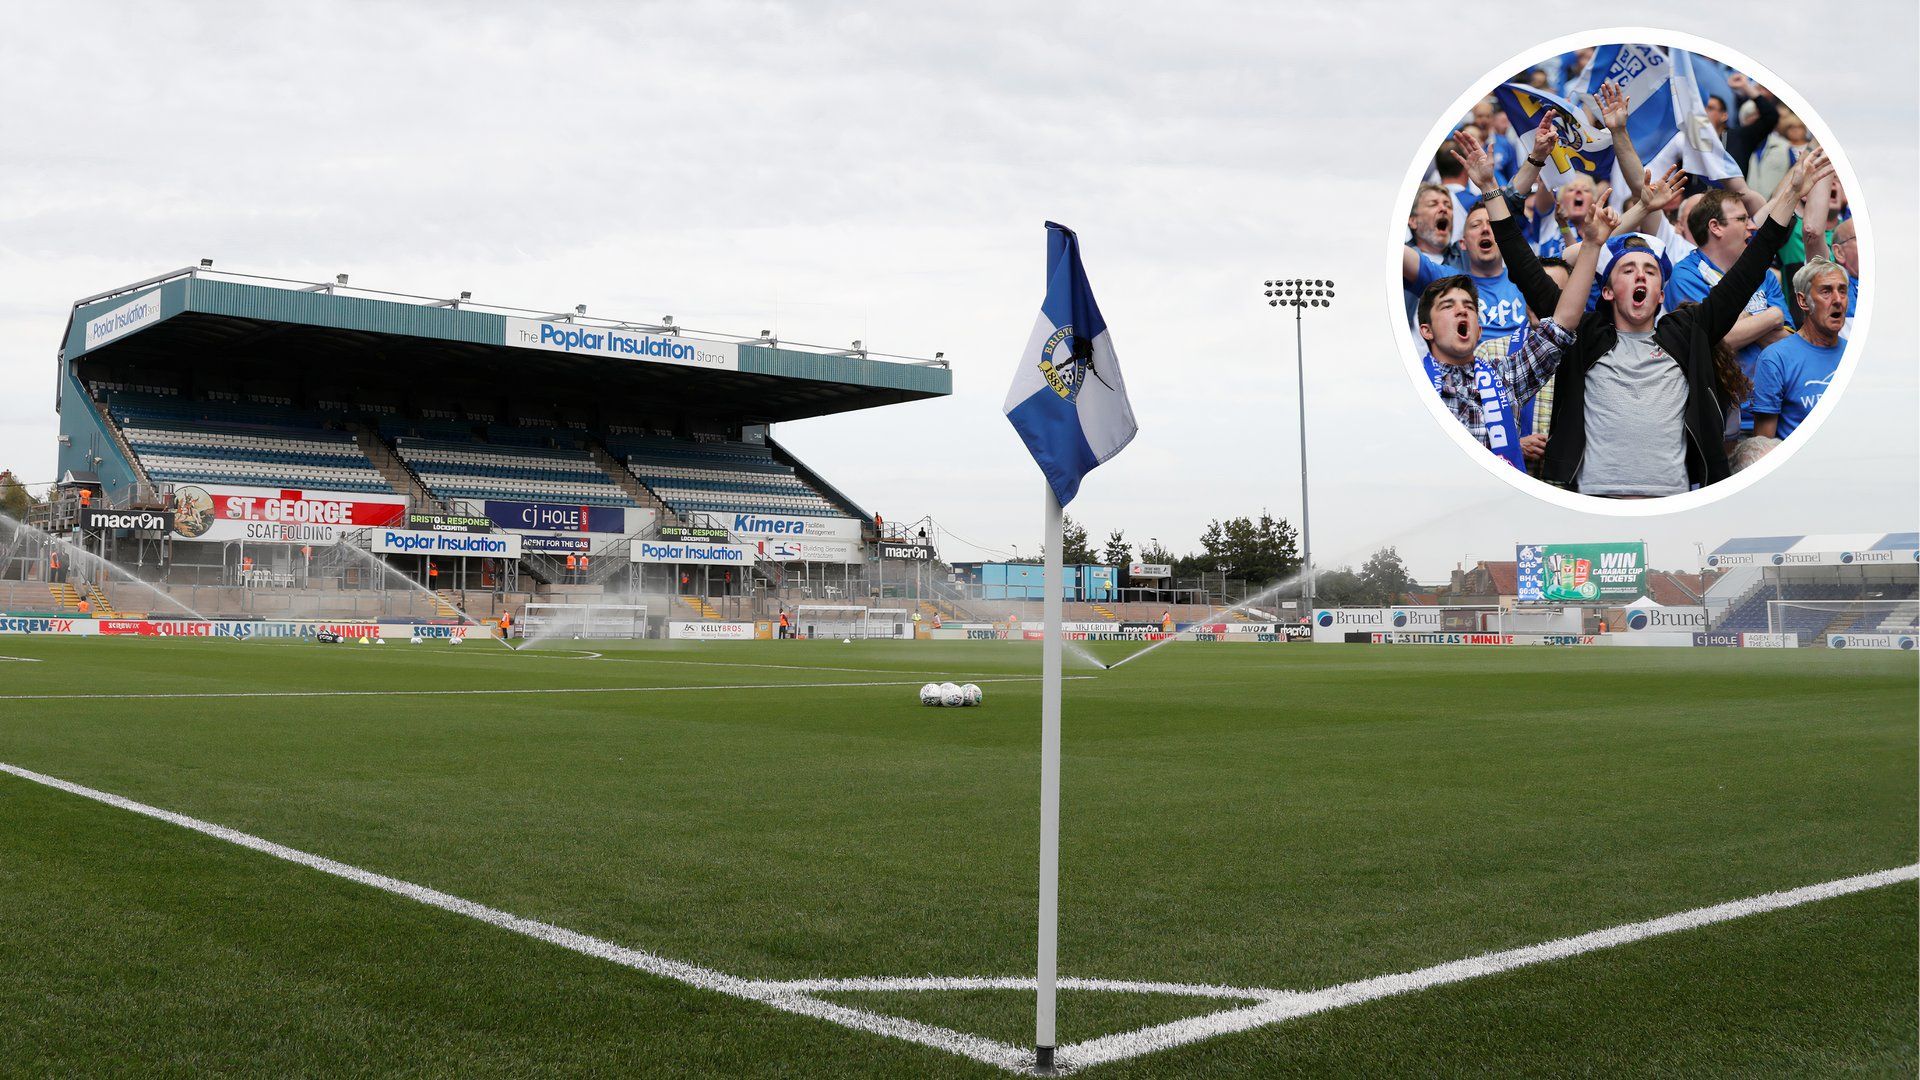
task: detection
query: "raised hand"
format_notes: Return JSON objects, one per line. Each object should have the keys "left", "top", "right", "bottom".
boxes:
{"left": 1789, "top": 146, "right": 1836, "bottom": 201}
{"left": 1530, "top": 118, "right": 1558, "bottom": 162}
{"left": 1597, "top": 81, "right": 1630, "bottom": 130}
{"left": 1582, "top": 203, "right": 1621, "bottom": 246}
{"left": 1639, "top": 164, "right": 1687, "bottom": 213}
{"left": 1453, "top": 128, "right": 1499, "bottom": 191}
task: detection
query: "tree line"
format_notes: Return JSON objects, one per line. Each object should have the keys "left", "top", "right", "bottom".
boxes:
{"left": 1040, "top": 512, "right": 1420, "bottom": 605}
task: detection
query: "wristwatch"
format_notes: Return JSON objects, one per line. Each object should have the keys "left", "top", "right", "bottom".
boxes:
{"left": 1527, "top": 155, "right": 1548, "bottom": 168}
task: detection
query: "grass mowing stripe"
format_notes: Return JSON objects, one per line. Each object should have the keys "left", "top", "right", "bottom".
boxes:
{"left": 0, "top": 760, "right": 1034, "bottom": 1074}
{"left": 0, "top": 674, "right": 1088, "bottom": 702}
{"left": 1054, "top": 863, "right": 1920, "bottom": 1071}
{"left": 543, "top": 654, "right": 1040, "bottom": 677}
{"left": 3, "top": 757, "right": 1908, "bottom": 1076}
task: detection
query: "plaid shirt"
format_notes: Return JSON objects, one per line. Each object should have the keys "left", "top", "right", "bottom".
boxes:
{"left": 1429, "top": 320, "right": 1571, "bottom": 453}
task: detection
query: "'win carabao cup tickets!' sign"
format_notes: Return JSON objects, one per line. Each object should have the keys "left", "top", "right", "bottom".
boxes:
{"left": 1516, "top": 542, "right": 1647, "bottom": 603}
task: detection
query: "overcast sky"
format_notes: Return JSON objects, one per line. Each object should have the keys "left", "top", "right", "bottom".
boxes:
{"left": 3, "top": 1, "right": 1914, "bottom": 581}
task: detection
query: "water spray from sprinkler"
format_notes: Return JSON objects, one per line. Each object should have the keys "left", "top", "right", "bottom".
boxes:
{"left": 1102, "top": 500, "right": 1505, "bottom": 671}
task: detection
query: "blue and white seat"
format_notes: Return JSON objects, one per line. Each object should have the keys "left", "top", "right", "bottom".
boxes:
{"left": 106, "top": 393, "right": 391, "bottom": 493}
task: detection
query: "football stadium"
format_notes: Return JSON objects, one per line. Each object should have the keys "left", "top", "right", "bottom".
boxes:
{"left": 1, "top": 265, "right": 1914, "bottom": 1075}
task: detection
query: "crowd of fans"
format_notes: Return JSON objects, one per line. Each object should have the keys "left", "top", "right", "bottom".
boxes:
{"left": 1404, "top": 48, "right": 1856, "bottom": 497}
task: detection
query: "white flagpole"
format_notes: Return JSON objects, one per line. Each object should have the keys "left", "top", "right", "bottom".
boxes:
{"left": 1036, "top": 483, "right": 1063, "bottom": 1071}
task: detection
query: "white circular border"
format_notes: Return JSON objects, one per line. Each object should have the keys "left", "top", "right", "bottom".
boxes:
{"left": 1384, "top": 26, "right": 1874, "bottom": 517}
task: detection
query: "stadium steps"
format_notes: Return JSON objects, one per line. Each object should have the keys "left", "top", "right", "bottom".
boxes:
{"left": 46, "top": 583, "right": 81, "bottom": 612}
{"left": 84, "top": 585, "right": 117, "bottom": 617}
{"left": 352, "top": 425, "right": 441, "bottom": 512}
{"left": 1091, "top": 603, "right": 1119, "bottom": 620}
{"left": 87, "top": 387, "right": 155, "bottom": 491}
{"left": 678, "top": 595, "right": 722, "bottom": 620}
{"left": 1809, "top": 612, "right": 1848, "bottom": 645}
{"left": 767, "top": 435, "right": 870, "bottom": 526}
{"left": 429, "top": 590, "right": 465, "bottom": 621}
{"left": 586, "top": 439, "right": 678, "bottom": 526}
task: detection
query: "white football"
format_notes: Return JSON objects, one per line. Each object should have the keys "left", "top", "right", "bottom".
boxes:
{"left": 919, "top": 683, "right": 942, "bottom": 706}
{"left": 962, "top": 683, "right": 982, "bottom": 706}
{"left": 939, "top": 682, "right": 964, "bottom": 707}
{"left": 410, "top": 635, "right": 422, "bottom": 645}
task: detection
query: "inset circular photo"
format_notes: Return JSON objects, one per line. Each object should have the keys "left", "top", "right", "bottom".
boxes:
{"left": 1390, "top": 33, "right": 1868, "bottom": 511}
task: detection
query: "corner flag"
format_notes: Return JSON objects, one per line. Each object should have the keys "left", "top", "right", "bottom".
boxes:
{"left": 1004, "top": 221, "right": 1137, "bottom": 1073}
{"left": 1004, "top": 221, "right": 1137, "bottom": 506}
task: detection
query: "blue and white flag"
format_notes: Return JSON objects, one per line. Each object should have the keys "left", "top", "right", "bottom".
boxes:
{"left": 1004, "top": 222, "right": 1137, "bottom": 507}
{"left": 1585, "top": 45, "right": 1677, "bottom": 166}
{"left": 1492, "top": 83, "right": 1614, "bottom": 191}
{"left": 1663, "top": 47, "right": 1743, "bottom": 182}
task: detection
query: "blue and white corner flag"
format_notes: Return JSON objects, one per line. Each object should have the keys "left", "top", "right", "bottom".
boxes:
{"left": 1004, "top": 222, "right": 1137, "bottom": 507}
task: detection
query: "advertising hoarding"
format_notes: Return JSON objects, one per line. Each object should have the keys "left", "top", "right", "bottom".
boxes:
{"left": 503, "top": 318, "right": 738, "bottom": 371}
{"left": 371, "top": 528, "right": 524, "bottom": 559}
{"left": 631, "top": 540, "right": 755, "bottom": 566}
{"left": 79, "top": 507, "right": 175, "bottom": 533}
{"left": 167, "top": 485, "right": 408, "bottom": 544}
{"left": 1622, "top": 606, "right": 1707, "bottom": 631}
{"left": 668, "top": 621, "right": 755, "bottom": 640}
{"left": 726, "top": 513, "right": 864, "bottom": 541}
{"left": 1516, "top": 542, "right": 1647, "bottom": 602}
{"left": 484, "top": 500, "right": 628, "bottom": 534}
{"left": 1828, "top": 633, "right": 1917, "bottom": 650}
{"left": 408, "top": 512, "right": 494, "bottom": 533}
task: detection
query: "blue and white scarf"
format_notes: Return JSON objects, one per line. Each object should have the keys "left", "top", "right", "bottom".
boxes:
{"left": 1426, "top": 349, "right": 1524, "bottom": 470}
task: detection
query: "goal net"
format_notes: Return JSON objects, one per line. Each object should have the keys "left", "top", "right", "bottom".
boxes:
{"left": 518, "top": 602, "right": 650, "bottom": 640}
{"left": 794, "top": 604, "right": 913, "bottom": 640}
{"left": 1768, "top": 599, "right": 1919, "bottom": 639}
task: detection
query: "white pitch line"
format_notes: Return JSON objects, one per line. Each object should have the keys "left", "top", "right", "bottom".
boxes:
{"left": 0, "top": 761, "right": 1033, "bottom": 1074}
{"left": 4, "top": 757, "right": 1908, "bottom": 1076}
{"left": 1053, "top": 862, "right": 1920, "bottom": 1072}
{"left": 0, "top": 655, "right": 43, "bottom": 662}
{"left": 0, "top": 675, "right": 1080, "bottom": 703}
{"left": 757, "top": 974, "right": 1281, "bottom": 1001}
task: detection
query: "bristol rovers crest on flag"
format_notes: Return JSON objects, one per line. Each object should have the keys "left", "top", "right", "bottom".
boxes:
{"left": 1004, "top": 222, "right": 1138, "bottom": 506}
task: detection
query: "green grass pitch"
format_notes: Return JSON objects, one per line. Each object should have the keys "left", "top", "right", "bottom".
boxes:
{"left": 0, "top": 636, "right": 1912, "bottom": 1075}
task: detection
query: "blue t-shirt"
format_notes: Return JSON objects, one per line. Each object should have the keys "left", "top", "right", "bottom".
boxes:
{"left": 1752, "top": 335, "right": 1844, "bottom": 439}
{"left": 1404, "top": 242, "right": 1468, "bottom": 324}
{"left": 1668, "top": 249, "right": 1794, "bottom": 433}
{"left": 1409, "top": 254, "right": 1528, "bottom": 343}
